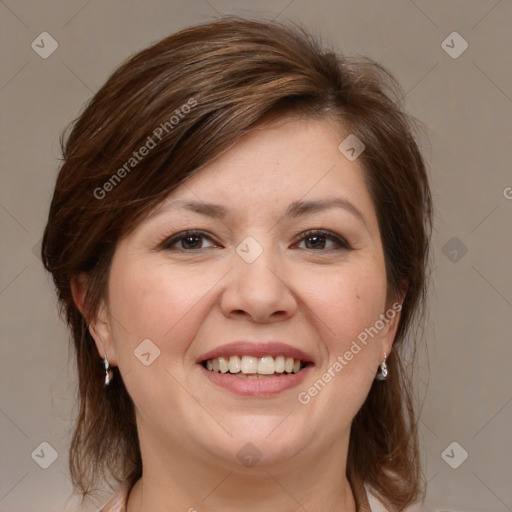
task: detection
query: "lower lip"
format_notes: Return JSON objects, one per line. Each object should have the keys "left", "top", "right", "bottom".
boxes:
{"left": 198, "top": 364, "right": 312, "bottom": 397}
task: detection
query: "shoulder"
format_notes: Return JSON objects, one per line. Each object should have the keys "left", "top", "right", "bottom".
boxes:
{"left": 99, "top": 470, "right": 140, "bottom": 512}
{"left": 365, "top": 484, "right": 422, "bottom": 512}
{"left": 365, "top": 486, "right": 391, "bottom": 512}
{"left": 98, "top": 472, "right": 424, "bottom": 512}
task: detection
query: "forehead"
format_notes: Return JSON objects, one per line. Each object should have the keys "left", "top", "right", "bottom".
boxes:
{"left": 148, "top": 117, "right": 378, "bottom": 229}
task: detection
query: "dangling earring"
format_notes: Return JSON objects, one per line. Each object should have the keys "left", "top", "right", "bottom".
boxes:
{"left": 103, "top": 354, "right": 114, "bottom": 386}
{"left": 375, "top": 352, "right": 388, "bottom": 381}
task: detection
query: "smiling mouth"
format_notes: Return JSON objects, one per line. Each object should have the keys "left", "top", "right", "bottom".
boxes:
{"left": 201, "top": 355, "right": 309, "bottom": 378}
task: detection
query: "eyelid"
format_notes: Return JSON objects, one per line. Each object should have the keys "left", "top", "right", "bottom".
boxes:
{"left": 157, "top": 229, "right": 220, "bottom": 251}
{"left": 158, "top": 228, "right": 352, "bottom": 252}
{"left": 293, "top": 229, "right": 352, "bottom": 250}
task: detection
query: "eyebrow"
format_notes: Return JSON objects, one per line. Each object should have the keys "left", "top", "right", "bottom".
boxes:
{"left": 284, "top": 198, "right": 367, "bottom": 228}
{"left": 157, "top": 197, "right": 368, "bottom": 229}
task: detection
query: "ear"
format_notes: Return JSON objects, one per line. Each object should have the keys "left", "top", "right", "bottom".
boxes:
{"left": 380, "top": 300, "right": 403, "bottom": 358}
{"left": 381, "top": 279, "right": 407, "bottom": 357}
{"left": 71, "top": 274, "right": 117, "bottom": 366}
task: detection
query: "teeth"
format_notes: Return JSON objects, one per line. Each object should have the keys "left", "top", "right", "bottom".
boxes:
{"left": 218, "top": 356, "right": 229, "bottom": 374}
{"left": 257, "top": 356, "right": 275, "bottom": 375}
{"left": 228, "top": 355, "right": 241, "bottom": 373}
{"left": 275, "top": 355, "right": 285, "bottom": 373}
{"left": 204, "top": 355, "right": 306, "bottom": 375}
{"left": 241, "top": 356, "right": 258, "bottom": 374}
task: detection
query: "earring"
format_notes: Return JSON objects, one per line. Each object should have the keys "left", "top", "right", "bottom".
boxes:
{"left": 103, "top": 354, "right": 114, "bottom": 386}
{"left": 375, "top": 352, "right": 388, "bottom": 381}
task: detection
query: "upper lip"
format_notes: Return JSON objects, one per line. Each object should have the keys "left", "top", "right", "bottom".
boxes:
{"left": 197, "top": 341, "right": 314, "bottom": 364}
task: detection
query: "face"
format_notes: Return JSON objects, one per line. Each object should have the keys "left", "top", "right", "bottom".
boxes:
{"left": 86, "top": 117, "right": 400, "bottom": 473}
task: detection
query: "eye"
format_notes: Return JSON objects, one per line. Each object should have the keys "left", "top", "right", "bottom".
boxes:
{"left": 294, "top": 230, "right": 351, "bottom": 251}
{"left": 160, "top": 230, "right": 219, "bottom": 251}
{"left": 158, "top": 229, "right": 351, "bottom": 252}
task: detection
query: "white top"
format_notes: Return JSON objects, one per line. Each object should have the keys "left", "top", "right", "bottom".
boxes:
{"left": 99, "top": 472, "right": 397, "bottom": 511}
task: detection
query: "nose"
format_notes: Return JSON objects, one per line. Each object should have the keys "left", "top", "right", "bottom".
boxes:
{"left": 220, "top": 244, "right": 298, "bottom": 323}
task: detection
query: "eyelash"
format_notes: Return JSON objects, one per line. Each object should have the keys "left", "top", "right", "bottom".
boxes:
{"left": 159, "top": 229, "right": 352, "bottom": 252}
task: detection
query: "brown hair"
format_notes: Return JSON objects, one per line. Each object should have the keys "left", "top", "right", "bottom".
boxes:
{"left": 42, "top": 16, "right": 432, "bottom": 510}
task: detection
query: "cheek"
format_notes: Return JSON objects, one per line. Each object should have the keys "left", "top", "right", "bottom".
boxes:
{"left": 107, "top": 257, "right": 221, "bottom": 363}
{"left": 295, "top": 265, "right": 387, "bottom": 429}
{"left": 303, "top": 260, "right": 388, "bottom": 354}
{"left": 105, "top": 258, "right": 218, "bottom": 421}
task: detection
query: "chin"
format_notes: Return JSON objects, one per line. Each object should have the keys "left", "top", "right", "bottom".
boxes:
{"left": 208, "top": 421, "right": 308, "bottom": 469}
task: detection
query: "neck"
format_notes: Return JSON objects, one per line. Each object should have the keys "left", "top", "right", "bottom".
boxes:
{"left": 126, "top": 430, "right": 359, "bottom": 512}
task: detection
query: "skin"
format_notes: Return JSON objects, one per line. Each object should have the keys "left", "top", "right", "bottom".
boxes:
{"left": 73, "top": 117, "right": 401, "bottom": 511}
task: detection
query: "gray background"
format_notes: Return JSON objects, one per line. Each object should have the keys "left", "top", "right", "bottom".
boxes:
{"left": 1, "top": 1, "right": 511, "bottom": 511}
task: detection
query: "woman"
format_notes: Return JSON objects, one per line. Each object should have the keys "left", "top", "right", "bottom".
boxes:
{"left": 42, "top": 17, "right": 432, "bottom": 512}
